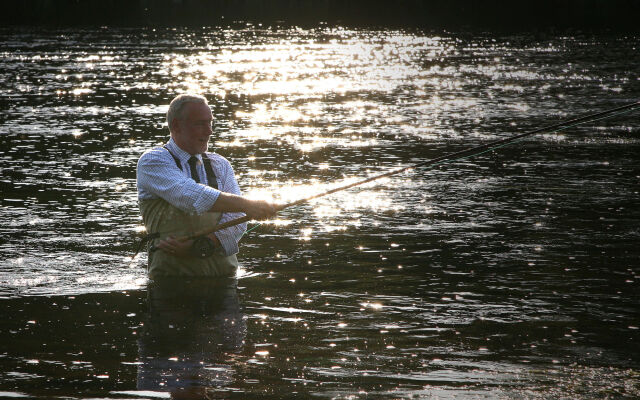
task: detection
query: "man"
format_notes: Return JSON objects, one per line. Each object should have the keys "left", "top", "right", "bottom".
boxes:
{"left": 137, "top": 93, "right": 277, "bottom": 278}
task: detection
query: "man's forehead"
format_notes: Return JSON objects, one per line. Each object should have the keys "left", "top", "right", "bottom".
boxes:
{"left": 184, "top": 102, "right": 213, "bottom": 119}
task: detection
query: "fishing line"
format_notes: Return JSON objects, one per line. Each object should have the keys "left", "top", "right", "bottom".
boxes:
{"left": 243, "top": 223, "right": 263, "bottom": 236}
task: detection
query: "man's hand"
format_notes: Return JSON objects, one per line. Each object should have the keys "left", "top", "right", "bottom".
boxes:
{"left": 243, "top": 199, "right": 279, "bottom": 220}
{"left": 157, "top": 236, "right": 194, "bottom": 257}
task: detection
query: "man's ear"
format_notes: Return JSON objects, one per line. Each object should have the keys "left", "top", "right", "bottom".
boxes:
{"left": 170, "top": 119, "right": 180, "bottom": 135}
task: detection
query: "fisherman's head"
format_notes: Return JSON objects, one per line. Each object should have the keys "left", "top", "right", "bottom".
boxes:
{"left": 167, "top": 93, "right": 213, "bottom": 155}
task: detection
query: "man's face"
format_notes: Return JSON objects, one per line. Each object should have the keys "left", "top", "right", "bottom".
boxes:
{"left": 172, "top": 102, "right": 213, "bottom": 155}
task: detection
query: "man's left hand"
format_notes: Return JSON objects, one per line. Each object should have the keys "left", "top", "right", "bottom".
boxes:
{"left": 157, "top": 236, "right": 193, "bottom": 257}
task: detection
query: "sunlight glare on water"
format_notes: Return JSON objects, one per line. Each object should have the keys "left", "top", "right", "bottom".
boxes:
{"left": 0, "top": 26, "right": 638, "bottom": 398}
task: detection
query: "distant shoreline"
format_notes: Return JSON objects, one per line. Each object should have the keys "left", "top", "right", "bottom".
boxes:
{"left": 2, "top": 0, "right": 638, "bottom": 31}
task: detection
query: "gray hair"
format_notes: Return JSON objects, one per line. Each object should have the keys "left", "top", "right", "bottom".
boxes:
{"left": 166, "top": 94, "right": 209, "bottom": 131}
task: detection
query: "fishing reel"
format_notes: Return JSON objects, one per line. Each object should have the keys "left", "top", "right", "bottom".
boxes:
{"left": 191, "top": 235, "right": 217, "bottom": 258}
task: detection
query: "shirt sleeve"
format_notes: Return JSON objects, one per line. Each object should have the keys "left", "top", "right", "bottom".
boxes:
{"left": 211, "top": 156, "right": 247, "bottom": 256}
{"left": 137, "top": 148, "right": 220, "bottom": 215}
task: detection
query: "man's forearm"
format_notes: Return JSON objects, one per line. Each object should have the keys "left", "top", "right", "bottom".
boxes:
{"left": 209, "top": 192, "right": 277, "bottom": 220}
{"left": 209, "top": 192, "right": 250, "bottom": 213}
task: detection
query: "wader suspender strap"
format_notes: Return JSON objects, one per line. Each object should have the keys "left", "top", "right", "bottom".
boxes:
{"left": 162, "top": 145, "right": 182, "bottom": 171}
{"left": 201, "top": 153, "right": 219, "bottom": 189}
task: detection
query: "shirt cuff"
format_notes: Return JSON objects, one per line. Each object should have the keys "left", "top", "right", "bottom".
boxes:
{"left": 215, "top": 231, "right": 239, "bottom": 256}
{"left": 193, "top": 186, "right": 220, "bottom": 215}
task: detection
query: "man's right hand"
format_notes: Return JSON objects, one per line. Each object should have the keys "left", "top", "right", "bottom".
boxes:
{"left": 243, "top": 199, "right": 279, "bottom": 220}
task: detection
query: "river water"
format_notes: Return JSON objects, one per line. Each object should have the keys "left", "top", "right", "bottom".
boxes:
{"left": 0, "top": 26, "right": 639, "bottom": 398}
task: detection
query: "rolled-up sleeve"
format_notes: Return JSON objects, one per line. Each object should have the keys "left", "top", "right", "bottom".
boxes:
{"left": 137, "top": 149, "right": 220, "bottom": 215}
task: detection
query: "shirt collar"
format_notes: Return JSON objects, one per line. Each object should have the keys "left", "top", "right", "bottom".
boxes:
{"left": 166, "top": 138, "right": 202, "bottom": 163}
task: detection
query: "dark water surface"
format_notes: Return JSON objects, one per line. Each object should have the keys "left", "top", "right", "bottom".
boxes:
{"left": 1, "top": 27, "right": 639, "bottom": 398}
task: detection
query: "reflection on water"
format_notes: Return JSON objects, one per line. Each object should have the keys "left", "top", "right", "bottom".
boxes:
{"left": 0, "top": 26, "right": 639, "bottom": 398}
{"left": 138, "top": 278, "right": 244, "bottom": 398}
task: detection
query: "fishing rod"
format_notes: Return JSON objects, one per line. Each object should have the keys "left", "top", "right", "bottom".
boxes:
{"left": 131, "top": 100, "right": 639, "bottom": 258}
{"left": 181, "top": 100, "right": 639, "bottom": 240}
